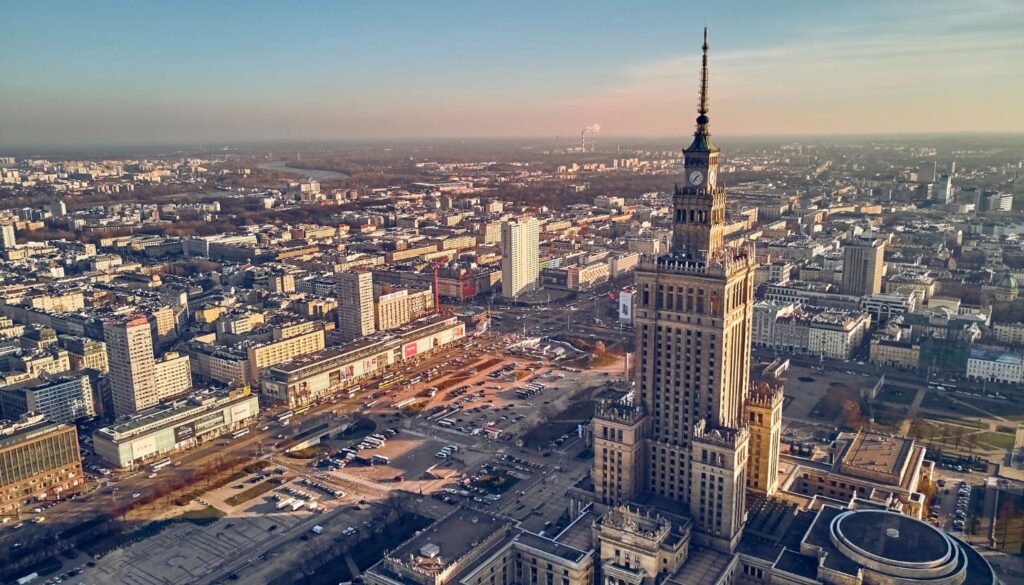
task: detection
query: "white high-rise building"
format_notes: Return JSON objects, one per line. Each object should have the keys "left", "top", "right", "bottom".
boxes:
{"left": 105, "top": 315, "right": 158, "bottom": 417}
{"left": 501, "top": 217, "right": 540, "bottom": 299}
{"left": 337, "top": 271, "right": 376, "bottom": 341}
{"left": 0, "top": 224, "right": 16, "bottom": 249}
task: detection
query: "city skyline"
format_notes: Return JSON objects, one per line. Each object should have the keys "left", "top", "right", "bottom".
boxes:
{"left": 3, "top": 0, "right": 1024, "bottom": 148}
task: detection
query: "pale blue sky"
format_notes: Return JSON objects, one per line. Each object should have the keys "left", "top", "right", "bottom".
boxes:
{"left": 2, "top": 0, "right": 1022, "bottom": 147}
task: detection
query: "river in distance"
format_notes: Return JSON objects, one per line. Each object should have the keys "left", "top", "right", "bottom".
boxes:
{"left": 257, "top": 160, "right": 349, "bottom": 180}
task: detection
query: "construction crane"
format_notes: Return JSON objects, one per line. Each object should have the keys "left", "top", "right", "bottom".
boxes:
{"left": 432, "top": 258, "right": 444, "bottom": 315}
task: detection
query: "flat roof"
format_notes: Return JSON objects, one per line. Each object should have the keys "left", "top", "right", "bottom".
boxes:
{"left": 0, "top": 420, "right": 70, "bottom": 450}
{"left": 841, "top": 432, "right": 911, "bottom": 480}
{"left": 514, "top": 532, "right": 588, "bottom": 563}
{"left": 95, "top": 390, "right": 253, "bottom": 440}
{"left": 389, "top": 508, "right": 511, "bottom": 573}
{"left": 665, "top": 545, "right": 732, "bottom": 585}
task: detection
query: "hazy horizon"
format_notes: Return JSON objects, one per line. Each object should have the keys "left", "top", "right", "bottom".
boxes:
{"left": 5, "top": 132, "right": 1024, "bottom": 161}
{"left": 3, "top": 0, "right": 1023, "bottom": 150}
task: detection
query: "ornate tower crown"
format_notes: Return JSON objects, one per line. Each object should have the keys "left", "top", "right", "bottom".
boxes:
{"left": 673, "top": 27, "right": 724, "bottom": 258}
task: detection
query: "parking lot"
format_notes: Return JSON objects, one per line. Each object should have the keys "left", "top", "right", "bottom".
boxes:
{"left": 929, "top": 478, "right": 976, "bottom": 534}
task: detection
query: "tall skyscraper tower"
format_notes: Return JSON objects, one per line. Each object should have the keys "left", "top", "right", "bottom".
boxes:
{"left": 841, "top": 237, "right": 884, "bottom": 296}
{"left": 592, "top": 29, "right": 777, "bottom": 554}
{"left": 105, "top": 315, "right": 158, "bottom": 417}
{"left": 337, "top": 270, "right": 376, "bottom": 341}
{"left": 501, "top": 217, "right": 540, "bottom": 299}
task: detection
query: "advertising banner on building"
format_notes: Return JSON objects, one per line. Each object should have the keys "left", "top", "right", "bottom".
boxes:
{"left": 173, "top": 422, "right": 197, "bottom": 443}
{"left": 363, "top": 356, "right": 377, "bottom": 375}
{"left": 230, "top": 403, "right": 250, "bottom": 422}
{"left": 404, "top": 342, "right": 418, "bottom": 358}
{"left": 619, "top": 290, "right": 633, "bottom": 322}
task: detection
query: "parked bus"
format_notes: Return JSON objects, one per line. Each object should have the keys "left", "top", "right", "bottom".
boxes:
{"left": 151, "top": 458, "right": 173, "bottom": 472}
{"left": 277, "top": 411, "right": 294, "bottom": 423}
{"left": 294, "top": 405, "right": 311, "bottom": 415}
{"left": 363, "top": 437, "right": 385, "bottom": 447}
{"left": 372, "top": 454, "right": 391, "bottom": 465}
{"left": 345, "top": 385, "right": 363, "bottom": 398}
{"left": 232, "top": 428, "right": 250, "bottom": 439}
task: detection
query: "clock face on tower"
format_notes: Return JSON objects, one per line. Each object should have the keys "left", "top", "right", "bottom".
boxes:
{"left": 708, "top": 170, "right": 716, "bottom": 186}
{"left": 688, "top": 170, "right": 704, "bottom": 185}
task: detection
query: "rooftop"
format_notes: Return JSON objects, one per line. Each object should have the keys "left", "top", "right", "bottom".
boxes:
{"left": 834, "top": 509, "right": 947, "bottom": 564}
{"left": 388, "top": 508, "right": 512, "bottom": 576}
{"left": 839, "top": 431, "right": 913, "bottom": 483}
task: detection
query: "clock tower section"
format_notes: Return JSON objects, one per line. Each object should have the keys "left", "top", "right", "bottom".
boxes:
{"left": 673, "top": 28, "right": 725, "bottom": 259}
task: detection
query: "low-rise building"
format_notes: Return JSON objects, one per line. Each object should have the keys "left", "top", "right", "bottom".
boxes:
{"left": 993, "top": 322, "right": 1024, "bottom": 346}
{"left": 807, "top": 310, "right": 870, "bottom": 359}
{"left": 967, "top": 346, "right": 1024, "bottom": 384}
{"left": 860, "top": 290, "right": 924, "bottom": 322}
{"left": 364, "top": 507, "right": 594, "bottom": 585}
{"left": 61, "top": 335, "right": 109, "bottom": 372}
{"left": 778, "top": 430, "right": 933, "bottom": 519}
{"left": 262, "top": 316, "right": 465, "bottom": 407}
{"left": 870, "top": 333, "right": 921, "bottom": 370}
{"left": 92, "top": 387, "right": 259, "bottom": 468}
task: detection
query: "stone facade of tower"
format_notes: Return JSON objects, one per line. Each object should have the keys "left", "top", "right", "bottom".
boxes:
{"left": 745, "top": 381, "right": 784, "bottom": 496}
{"left": 591, "top": 28, "right": 782, "bottom": 556}
{"left": 689, "top": 420, "right": 749, "bottom": 551}
{"left": 592, "top": 401, "right": 647, "bottom": 506}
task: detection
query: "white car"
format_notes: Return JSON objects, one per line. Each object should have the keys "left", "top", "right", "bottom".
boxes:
{"left": 132, "top": 492, "right": 141, "bottom": 498}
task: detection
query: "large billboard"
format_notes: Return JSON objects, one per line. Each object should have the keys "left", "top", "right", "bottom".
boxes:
{"left": 174, "top": 422, "right": 197, "bottom": 443}
{"left": 404, "top": 342, "right": 418, "bottom": 358}
{"left": 230, "top": 403, "right": 251, "bottom": 422}
{"left": 378, "top": 290, "right": 407, "bottom": 303}
{"left": 619, "top": 290, "right": 634, "bottom": 322}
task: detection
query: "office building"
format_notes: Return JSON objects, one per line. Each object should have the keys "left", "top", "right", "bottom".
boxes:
{"left": 337, "top": 270, "right": 376, "bottom": 340}
{"left": 0, "top": 374, "right": 96, "bottom": 423}
{"left": 841, "top": 237, "right": 884, "bottom": 296}
{"left": 0, "top": 413, "right": 84, "bottom": 514}
{"left": 501, "top": 217, "right": 540, "bottom": 298}
{"left": 105, "top": 314, "right": 158, "bottom": 417}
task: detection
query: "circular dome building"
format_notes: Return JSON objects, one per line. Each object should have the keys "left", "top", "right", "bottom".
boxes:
{"left": 985, "top": 273, "right": 1019, "bottom": 302}
{"left": 826, "top": 509, "right": 996, "bottom": 584}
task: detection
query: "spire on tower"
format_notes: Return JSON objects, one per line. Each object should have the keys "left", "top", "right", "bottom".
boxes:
{"left": 699, "top": 27, "right": 709, "bottom": 117}
{"left": 696, "top": 27, "right": 711, "bottom": 132}
{"left": 686, "top": 27, "right": 715, "bottom": 153}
